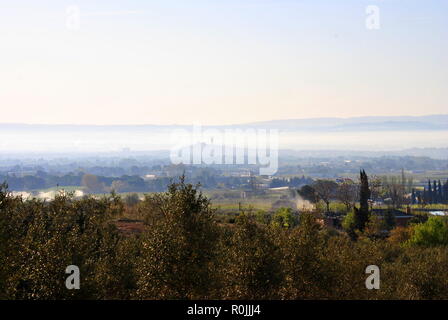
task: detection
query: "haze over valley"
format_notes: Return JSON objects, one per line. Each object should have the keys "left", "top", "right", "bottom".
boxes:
{"left": 1, "top": 114, "right": 447, "bottom": 154}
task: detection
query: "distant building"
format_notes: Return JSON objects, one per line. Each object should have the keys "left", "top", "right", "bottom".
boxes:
{"left": 371, "top": 209, "right": 414, "bottom": 227}
{"left": 269, "top": 186, "right": 290, "bottom": 191}
{"left": 318, "top": 209, "right": 415, "bottom": 229}
{"left": 429, "top": 211, "right": 448, "bottom": 217}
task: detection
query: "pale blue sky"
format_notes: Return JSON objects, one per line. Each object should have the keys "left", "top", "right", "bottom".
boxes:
{"left": 0, "top": 0, "right": 447, "bottom": 125}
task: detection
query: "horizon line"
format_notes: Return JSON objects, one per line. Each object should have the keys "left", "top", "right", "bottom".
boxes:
{"left": 0, "top": 114, "right": 447, "bottom": 127}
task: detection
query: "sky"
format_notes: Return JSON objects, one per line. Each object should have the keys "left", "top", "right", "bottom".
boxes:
{"left": 0, "top": 0, "right": 447, "bottom": 125}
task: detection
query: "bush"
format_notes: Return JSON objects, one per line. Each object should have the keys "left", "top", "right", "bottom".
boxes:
{"left": 271, "top": 207, "right": 298, "bottom": 228}
{"left": 406, "top": 216, "right": 448, "bottom": 247}
{"left": 220, "top": 214, "right": 283, "bottom": 299}
{"left": 135, "top": 177, "right": 219, "bottom": 299}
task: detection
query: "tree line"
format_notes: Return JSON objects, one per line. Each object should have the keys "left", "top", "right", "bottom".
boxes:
{"left": 412, "top": 180, "right": 448, "bottom": 205}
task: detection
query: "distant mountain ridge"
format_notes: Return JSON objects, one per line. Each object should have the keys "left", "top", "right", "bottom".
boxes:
{"left": 241, "top": 115, "right": 448, "bottom": 131}
{"left": 1, "top": 115, "right": 447, "bottom": 132}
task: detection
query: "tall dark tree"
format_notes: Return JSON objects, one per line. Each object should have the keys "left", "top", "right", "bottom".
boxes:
{"left": 354, "top": 169, "right": 370, "bottom": 231}
{"left": 438, "top": 180, "right": 443, "bottom": 204}
{"left": 427, "top": 180, "right": 433, "bottom": 204}
{"left": 444, "top": 180, "right": 448, "bottom": 203}
{"left": 433, "top": 180, "right": 438, "bottom": 204}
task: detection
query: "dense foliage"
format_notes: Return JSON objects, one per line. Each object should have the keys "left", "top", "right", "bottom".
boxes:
{"left": 1, "top": 179, "right": 448, "bottom": 300}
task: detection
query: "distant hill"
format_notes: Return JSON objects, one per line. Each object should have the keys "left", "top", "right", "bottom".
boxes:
{"left": 279, "top": 148, "right": 448, "bottom": 160}
{"left": 1, "top": 115, "right": 447, "bottom": 154}
{"left": 1, "top": 114, "right": 447, "bottom": 132}
{"left": 239, "top": 115, "right": 448, "bottom": 132}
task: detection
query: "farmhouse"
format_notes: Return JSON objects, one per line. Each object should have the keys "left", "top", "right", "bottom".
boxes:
{"left": 371, "top": 209, "right": 414, "bottom": 227}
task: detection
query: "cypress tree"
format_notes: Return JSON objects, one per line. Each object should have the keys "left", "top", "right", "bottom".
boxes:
{"left": 433, "top": 180, "right": 438, "bottom": 204}
{"left": 355, "top": 169, "right": 370, "bottom": 231}
{"left": 444, "top": 180, "right": 448, "bottom": 203}
{"left": 427, "top": 180, "right": 433, "bottom": 204}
